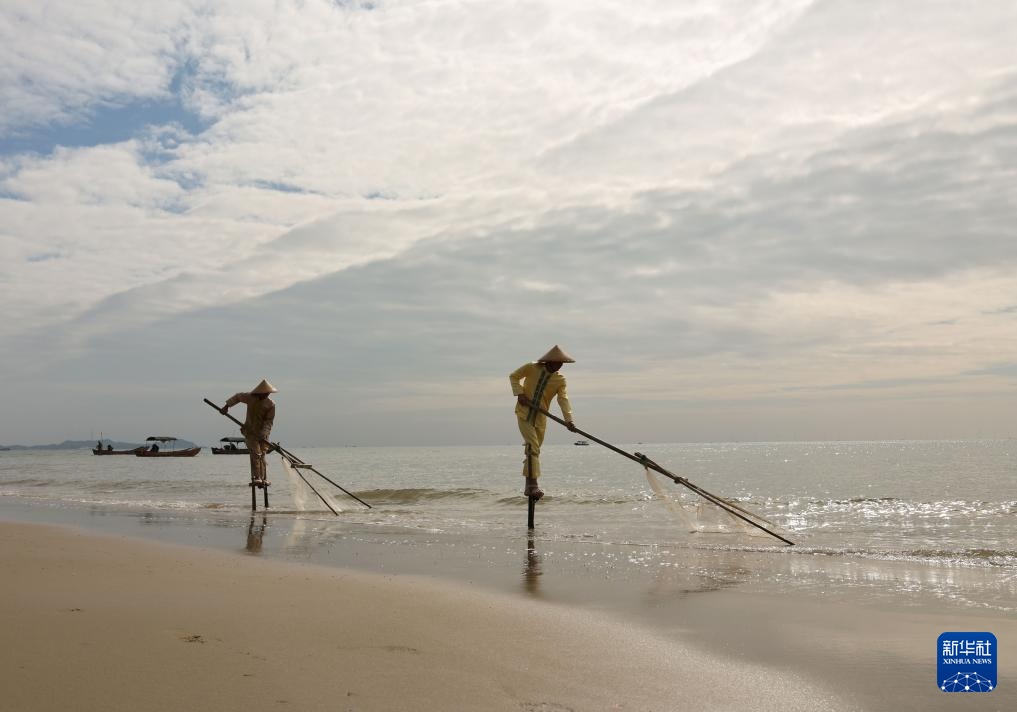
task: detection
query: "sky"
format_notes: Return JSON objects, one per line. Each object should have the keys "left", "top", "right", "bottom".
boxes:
{"left": 2, "top": 0, "right": 1016, "bottom": 446}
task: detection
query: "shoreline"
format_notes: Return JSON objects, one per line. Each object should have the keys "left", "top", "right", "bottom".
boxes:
{"left": 2, "top": 500, "right": 1014, "bottom": 710}
{"left": 2, "top": 520, "right": 857, "bottom": 712}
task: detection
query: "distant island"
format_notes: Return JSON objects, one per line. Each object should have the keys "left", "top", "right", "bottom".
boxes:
{"left": 0, "top": 439, "right": 199, "bottom": 451}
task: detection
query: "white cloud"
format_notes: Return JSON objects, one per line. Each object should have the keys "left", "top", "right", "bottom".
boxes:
{"left": 2, "top": 0, "right": 1017, "bottom": 443}
{"left": 0, "top": 1, "right": 196, "bottom": 132}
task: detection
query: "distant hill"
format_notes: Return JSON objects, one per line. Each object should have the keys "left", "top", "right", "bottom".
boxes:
{"left": 0, "top": 439, "right": 199, "bottom": 450}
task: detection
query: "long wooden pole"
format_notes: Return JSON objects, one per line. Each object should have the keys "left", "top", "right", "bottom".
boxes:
{"left": 531, "top": 405, "right": 794, "bottom": 546}
{"left": 203, "top": 398, "right": 371, "bottom": 510}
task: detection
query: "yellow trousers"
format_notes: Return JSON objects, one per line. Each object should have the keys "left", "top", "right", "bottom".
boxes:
{"left": 517, "top": 415, "right": 547, "bottom": 479}
{"left": 245, "top": 437, "right": 268, "bottom": 482}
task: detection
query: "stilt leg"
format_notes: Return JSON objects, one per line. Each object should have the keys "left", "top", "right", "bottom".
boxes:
{"left": 526, "top": 449, "right": 536, "bottom": 528}
{"left": 250, "top": 481, "right": 257, "bottom": 511}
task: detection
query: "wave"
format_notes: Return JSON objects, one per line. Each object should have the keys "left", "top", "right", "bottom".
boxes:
{"left": 495, "top": 494, "right": 641, "bottom": 506}
{"left": 1, "top": 478, "right": 53, "bottom": 487}
{"left": 789, "top": 497, "right": 1015, "bottom": 517}
{"left": 355, "top": 487, "right": 490, "bottom": 505}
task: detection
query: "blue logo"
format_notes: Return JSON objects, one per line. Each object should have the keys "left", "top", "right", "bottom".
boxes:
{"left": 938, "top": 632, "right": 996, "bottom": 692}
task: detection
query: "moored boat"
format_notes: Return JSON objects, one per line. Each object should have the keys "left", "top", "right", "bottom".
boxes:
{"left": 212, "top": 436, "right": 249, "bottom": 455}
{"left": 135, "top": 436, "right": 201, "bottom": 457}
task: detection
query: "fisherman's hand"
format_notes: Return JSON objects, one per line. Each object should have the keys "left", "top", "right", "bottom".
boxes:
{"left": 220, "top": 406, "right": 229, "bottom": 415}
{"left": 517, "top": 394, "right": 530, "bottom": 407}
{"left": 566, "top": 421, "right": 577, "bottom": 432}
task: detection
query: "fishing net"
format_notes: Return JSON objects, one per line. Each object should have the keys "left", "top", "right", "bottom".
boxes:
{"left": 281, "top": 455, "right": 344, "bottom": 513}
{"left": 644, "top": 467, "right": 782, "bottom": 538}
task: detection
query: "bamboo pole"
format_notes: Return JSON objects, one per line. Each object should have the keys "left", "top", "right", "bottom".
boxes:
{"left": 531, "top": 404, "right": 794, "bottom": 546}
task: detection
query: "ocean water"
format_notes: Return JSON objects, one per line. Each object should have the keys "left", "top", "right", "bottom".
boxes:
{"left": 1, "top": 440, "right": 1014, "bottom": 613}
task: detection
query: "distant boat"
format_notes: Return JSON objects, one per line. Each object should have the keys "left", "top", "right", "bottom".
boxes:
{"left": 212, "top": 436, "right": 249, "bottom": 455}
{"left": 135, "top": 436, "right": 201, "bottom": 458}
{"left": 574, "top": 440, "right": 590, "bottom": 446}
{"left": 93, "top": 446, "right": 144, "bottom": 456}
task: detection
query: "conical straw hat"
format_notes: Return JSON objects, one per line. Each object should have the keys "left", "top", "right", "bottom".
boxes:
{"left": 537, "top": 345, "right": 575, "bottom": 363}
{"left": 250, "top": 379, "right": 278, "bottom": 394}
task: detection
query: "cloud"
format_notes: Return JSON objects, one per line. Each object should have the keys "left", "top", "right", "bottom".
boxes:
{"left": 3, "top": 1, "right": 1017, "bottom": 443}
{"left": 0, "top": 1, "right": 197, "bottom": 133}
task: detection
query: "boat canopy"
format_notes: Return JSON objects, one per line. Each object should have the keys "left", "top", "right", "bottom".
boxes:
{"left": 219, "top": 436, "right": 246, "bottom": 443}
{"left": 145, "top": 436, "right": 179, "bottom": 442}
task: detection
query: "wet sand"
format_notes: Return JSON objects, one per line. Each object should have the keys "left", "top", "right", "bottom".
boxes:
{"left": 3, "top": 517, "right": 1015, "bottom": 712}
{"left": 1, "top": 521, "right": 859, "bottom": 712}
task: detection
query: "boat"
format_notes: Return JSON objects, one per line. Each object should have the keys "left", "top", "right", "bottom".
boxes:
{"left": 574, "top": 440, "right": 590, "bottom": 446}
{"left": 211, "top": 436, "right": 249, "bottom": 455}
{"left": 93, "top": 446, "right": 144, "bottom": 455}
{"left": 135, "top": 436, "right": 201, "bottom": 457}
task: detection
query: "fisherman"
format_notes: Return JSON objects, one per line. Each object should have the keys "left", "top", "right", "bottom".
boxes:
{"left": 509, "top": 345, "right": 577, "bottom": 499}
{"left": 221, "top": 379, "right": 277, "bottom": 486}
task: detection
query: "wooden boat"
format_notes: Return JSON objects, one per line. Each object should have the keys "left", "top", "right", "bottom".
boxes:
{"left": 93, "top": 446, "right": 144, "bottom": 455}
{"left": 135, "top": 436, "right": 201, "bottom": 458}
{"left": 212, "top": 436, "right": 249, "bottom": 455}
{"left": 574, "top": 440, "right": 590, "bottom": 446}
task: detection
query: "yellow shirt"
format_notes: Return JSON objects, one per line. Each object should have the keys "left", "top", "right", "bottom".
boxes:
{"left": 225, "top": 393, "right": 276, "bottom": 441}
{"left": 509, "top": 362, "right": 573, "bottom": 424}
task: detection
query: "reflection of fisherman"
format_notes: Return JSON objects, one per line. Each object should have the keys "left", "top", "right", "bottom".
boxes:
{"left": 246, "top": 514, "right": 267, "bottom": 553}
{"left": 221, "top": 380, "right": 277, "bottom": 485}
{"left": 509, "top": 345, "right": 577, "bottom": 499}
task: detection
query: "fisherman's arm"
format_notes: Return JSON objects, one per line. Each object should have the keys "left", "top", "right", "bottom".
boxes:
{"left": 221, "top": 392, "right": 251, "bottom": 413}
{"left": 258, "top": 402, "right": 275, "bottom": 443}
{"left": 510, "top": 363, "right": 531, "bottom": 407}
{"left": 556, "top": 383, "right": 577, "bottom": 432}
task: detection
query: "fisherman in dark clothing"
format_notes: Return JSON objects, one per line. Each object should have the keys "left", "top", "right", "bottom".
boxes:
{"left": 221, "top": 380, "right": 277, "bottom": 485}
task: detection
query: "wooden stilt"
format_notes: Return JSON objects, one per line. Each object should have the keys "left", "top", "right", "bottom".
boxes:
{"left": 250, "top": 479, "right": 270, "bottom": 510}
{"left": 526, "top": 448, "right": 536, "bottom": 529}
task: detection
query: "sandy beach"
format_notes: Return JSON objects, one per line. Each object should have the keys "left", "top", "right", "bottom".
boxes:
{"left": 3, "top": 514, "right": 1014, "bottom": 712}
{"left": 0, "top": 521, "right": 868, "bottom": 712}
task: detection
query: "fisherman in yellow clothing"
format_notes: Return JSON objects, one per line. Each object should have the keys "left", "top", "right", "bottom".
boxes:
{"left": 221, "top": 379, "right": 277, "bottom": 486}
{"left": 509, "top": 346, "right": 577, "bottom": 499}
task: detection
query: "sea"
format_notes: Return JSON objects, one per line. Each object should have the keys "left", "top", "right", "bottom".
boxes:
{"left": 1, "top": 439, "right": 1014, "bottom": 615}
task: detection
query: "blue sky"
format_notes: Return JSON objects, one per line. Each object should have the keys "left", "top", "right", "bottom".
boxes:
{"left": 2, "top": 0, "right": 1016, "bottom": 446}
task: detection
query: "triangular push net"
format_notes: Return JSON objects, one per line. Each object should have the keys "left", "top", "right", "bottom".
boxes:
{"left": 281, "top": 455, "right": 344, "bottom": 514}
{"left": 644, "top": 467, "right": 790, "bottom": 539}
